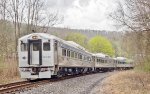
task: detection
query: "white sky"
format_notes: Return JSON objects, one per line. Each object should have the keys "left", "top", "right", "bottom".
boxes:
{"left": 46, "top": 0, "right": 118, "bottom": 31}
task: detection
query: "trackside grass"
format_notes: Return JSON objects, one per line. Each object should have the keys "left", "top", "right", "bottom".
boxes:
{"left": 0, "top": 57, "right": 21, "bottom": 85}
{"left": 98, "top": 70, "right": 150, "bottom": 94}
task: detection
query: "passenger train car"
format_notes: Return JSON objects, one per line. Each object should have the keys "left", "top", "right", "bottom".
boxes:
{"left": 93, "top": 53, "right": 115, "bottom": 72}
{"left": 114, "top": 57, "right": 133, "bottom": 70}
{"left": 18, "top": 33, "right": 94, "bottom": 79}
{"left": 18, "top": 33, "right": 133, "bottom": 80}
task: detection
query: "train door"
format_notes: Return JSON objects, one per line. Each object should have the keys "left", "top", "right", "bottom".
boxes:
{"left": 54, "top": 40, "right": 58, "bottom": 64}
{"left": 54, "top": 40, "right": 59, "bottom": 75}
{"left": 28, "top": 39, "right": 42, "bottom": 65}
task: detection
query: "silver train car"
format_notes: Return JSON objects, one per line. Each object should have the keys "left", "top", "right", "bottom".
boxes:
{"left": 18, "top": 33, "right": 94, "bottom": 79}
{"left": 93, "top": 53, "right": 115, "bottom": 72}
{"left": 114, "top": 57, "right": 133, "bottom": 70}
{"left": 18, "top": 33, "right": 133, "bottom": 80}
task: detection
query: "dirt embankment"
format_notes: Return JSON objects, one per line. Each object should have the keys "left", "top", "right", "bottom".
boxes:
{"left": 98, "top": 70, "right": 150, "bottom": 94}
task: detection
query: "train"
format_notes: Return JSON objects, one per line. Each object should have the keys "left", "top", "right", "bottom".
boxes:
{"left": 18, "top": 33, "right": 133, "bottom": 80}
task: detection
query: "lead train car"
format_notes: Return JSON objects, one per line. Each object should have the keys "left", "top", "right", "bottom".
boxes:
{"left": 18, "top": 33, "right": 94, "bottom": 79}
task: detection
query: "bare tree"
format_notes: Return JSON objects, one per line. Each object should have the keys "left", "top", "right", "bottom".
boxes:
{"left": 111, "top": 0, "right": 150, "bottom": 66}
{"left": 0, "top": 0, "right": 62, "bottom": 52}
{"left": 25, "top": 0, "right": 62, "bottom": 33}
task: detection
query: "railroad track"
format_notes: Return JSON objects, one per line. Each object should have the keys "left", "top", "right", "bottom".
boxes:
{"left": 0, "top": 80, "right": 50, "bottom": 94}
{"left": 0, "top": 72, "right": 100, "bottom": 94}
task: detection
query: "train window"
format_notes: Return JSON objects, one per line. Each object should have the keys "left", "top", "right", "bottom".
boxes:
{"left": 87, "top": 57, "right": 91, "bottom": 61}
{"left": 98, "top": 59, "right": 100, "bottom": 62}
{"left": 92, "top": 56, "right": 95, "bottom": 62}
{"left": 78, "top": 54, "right": 81, "bottom": 59}
{"left": 102, "top": 60, "right": 104, "bottom": 63}
{"left": 43, "top": 42, "right": 50, "bottom": 51}
{"left": 62, "top": 49, "right": 66, "bottom": 56}
{"left": 54, "top": 41, "right": 57, "bottom": 51}
{"left": 71, "top": 51, "right": 74, "bottom": 58}
{"left": 21, "top": 43, "right": 27, "bottom": 51}
{"left": 78, "top": 54, "right": 80, "bottom": 59}
{"left": 33, "top": 43, "right": 40, "bottom": 51}
{"left": 75, "top": 52, "right": 77, "bottom": 58}
{"left": 79, "top": 54, "right": 82, "bottom": 60}
{"left": 84, "top": 56, "right": 86, "bottom": 60}
{"left": 97, "top": 59, "right": 99, "bottom": 62}
{"left": 81, "top": 55, "right": 82, "bottom": 60}
{"left": 67, "top": 50, "right": 70, "bottom": 57}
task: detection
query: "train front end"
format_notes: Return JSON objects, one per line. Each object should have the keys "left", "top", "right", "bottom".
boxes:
{"left": 18, "top": 33, "right": 54, "bottom": 79}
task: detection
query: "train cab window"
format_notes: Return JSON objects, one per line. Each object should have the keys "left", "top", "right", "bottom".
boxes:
{"left": 43, "top": 42, "right": 50, "bottom": 51}
{"left": 33, "top": 43, "right": 40, "bottom": 51}
{"left": 62, "top": 48, "right": 66, "bottom": 56}
{"left": 21, "top": 43, "right": 27, "bottom": 51}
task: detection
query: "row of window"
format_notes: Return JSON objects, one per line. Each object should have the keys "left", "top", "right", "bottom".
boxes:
{"left": 114, "top": 60, "right": 126, "bottom": 64}
{"left": 21, "top": 42, "right": 50, "bottom": 51}
{"left": 97, "top": 59, "right": 107, "bottom": 63}
{"left": 118, "top": 62, "right": 126, "bottom": 64}
{"left": 62, "top": 48, "right": 91, "bottom": 61}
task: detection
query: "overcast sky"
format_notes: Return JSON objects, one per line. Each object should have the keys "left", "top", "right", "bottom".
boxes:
{"left": 46, "top": 0, "right": 118, "bottom": 31}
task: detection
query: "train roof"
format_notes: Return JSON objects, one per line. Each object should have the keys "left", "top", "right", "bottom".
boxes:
{"left": 19, "top": 33, "right": 88, "bottom": 52}
{"left": 116, "top": 57, "right": 126, "bottom": 60}
{"left": 67, "top": 41, "right": 86, "bottom": 51}
{"left": 93, "top": 53, "right": 109, "bottom": 58}
{"left": 114, "top": 57, "right": 127, "bottom": 61}
{"left": 19, "top": 33, "right": 58, "bottom": 40}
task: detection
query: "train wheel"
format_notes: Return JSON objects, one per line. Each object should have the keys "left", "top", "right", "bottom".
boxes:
{"left": 57, "top": 71, "right": 63, "bottom": 78}
{"left": 26, "top": 78, "right": 32, "bottom": 81}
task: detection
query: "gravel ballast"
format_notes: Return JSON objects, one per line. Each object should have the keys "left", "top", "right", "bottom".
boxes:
{"left": 17, "top": 72, "right": 114, "bottom": 94}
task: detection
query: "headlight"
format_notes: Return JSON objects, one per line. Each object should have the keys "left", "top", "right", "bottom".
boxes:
{"left": 21, "top": 68, "right": 30, "bottom": 72}
{"left": 40, "top": 68, "right": 49, "bottom": 72}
